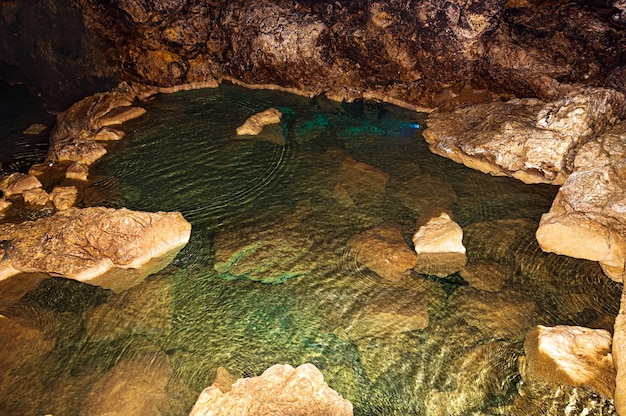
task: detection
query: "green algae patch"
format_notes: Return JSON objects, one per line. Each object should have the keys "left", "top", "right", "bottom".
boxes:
{"left": 213, "top": 208, "right": 317, "bottom": 284}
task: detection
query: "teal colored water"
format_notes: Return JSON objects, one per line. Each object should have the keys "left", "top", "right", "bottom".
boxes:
{"left": 1, "top": 84, "right": 621, "bottom": 415}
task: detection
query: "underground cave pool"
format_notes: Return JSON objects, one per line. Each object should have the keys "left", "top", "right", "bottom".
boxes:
{"left": 1, "top": 83, "right": 622, "bottom": 415}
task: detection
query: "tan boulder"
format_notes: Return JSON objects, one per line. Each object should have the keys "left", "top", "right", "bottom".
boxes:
{"left": 0, "top": 197, "right": 11, "bottom": 213}
{"left": 413, "top": 209, "right": 467, "bottom": 277}
{"left": 189, "top": 363, "right": 353, "bottom": 416}
{"left": 22, "top": 123, "right": 48, "bottom": 135}
{"left": 423, "top": 86, "right": 625, "bottom": 185}
{"left": 536, "top": 124, "right": 626, "bottom": 282}
{"left": 236, "top": 107, "right": 282, "bottom": 136}
{"left": 521, "top": 325, "right": 615, "bottom": 399}
{"left": 91, "top": 127, "right": 125, "bottom": 141}
{"left": 50, "top": 186, "right": 78, "bottom": 210}
{"left": 0, "top": 173, "right": 42, "bottom": 197}
{"left": 66, "top": 161, "right": 90, "bottom": 181}
{"left": 0, "top": 207, "right": 191, "bottom": 292}
{"left": 22, "top": 187, "right": 50, "bottom": 206}
{"left": 348, "top": 222, "right": 417, "bottom": 282}
{"left": 47, "top": 86, "right": 145, "bottom": 166}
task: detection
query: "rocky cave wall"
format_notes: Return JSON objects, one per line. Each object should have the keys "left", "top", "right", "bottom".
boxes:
{"left": 1, "top": 0, "right": 624, "bottom": 111}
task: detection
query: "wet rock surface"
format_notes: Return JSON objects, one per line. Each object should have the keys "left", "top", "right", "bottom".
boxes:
{"left": 347, "top": 222, "right": 417, "bottom": 282}
{"left": 0, "top": 207, "right": 191, "bottom": 292}
{"left": 521, "top": 325, "right": 615, "bottom": 400}
{"left": 536, "top": 122, "right": 626, "bottom": 282}
{"left": 189, "top": 363, "right": 353, "bottom": 416}
{"left": 423, "top": 86, "right": 625, "bottom": 185}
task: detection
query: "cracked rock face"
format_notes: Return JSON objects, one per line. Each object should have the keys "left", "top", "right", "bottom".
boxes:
{"left": 423, "top": 86, "right": 626, "bottom": 185}
{"left": 4, "top": 0, "right": 624, "bottom": 110}
{"left": 0, "top": 207, "right": 192, "bottom": 292}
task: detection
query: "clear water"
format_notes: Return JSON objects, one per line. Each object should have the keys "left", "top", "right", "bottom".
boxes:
{"left": 1, "top": 83, "right": 621, "bottom": 415}
{"left": 0, "top": 80, "right": 54, "bottom": 174}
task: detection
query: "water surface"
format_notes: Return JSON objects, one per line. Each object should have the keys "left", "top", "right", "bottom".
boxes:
{"left": 1, "top": 84, "right": 620, "bottom": 415}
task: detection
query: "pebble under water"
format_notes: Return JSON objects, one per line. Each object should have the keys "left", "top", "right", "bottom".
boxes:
{"left": 0, "top": 84, "right": 622, "bottom": 415}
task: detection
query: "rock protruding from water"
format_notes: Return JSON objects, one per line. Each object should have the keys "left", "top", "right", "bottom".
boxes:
{"left": 423, "top": 86, "right": 625, "bottom": 185}
{"left": 189, "top": 363, "right": 353, "bottom": 416}
{"left": 412, "top": 209, "right": 467, "bottom": 277}
{"left": 236, "top": 107, "right": 282, "bottom": 136}
{"left": 348, "top": 222, "right": 417, "bottom": 282}
{"left": 536, "top": 123, "right": 626, "bottom": 282}
{"left": 0, "top": 173, "right": 42, "bottom": 197}
{"left": 46, "top": 83, "right": 148, "bottom": 174}
{"left": 613, "top": 283, "right": 626, "bottom": 415}
{"left": 520, "top": 325, "right": 615, "bottom": 400}
{"left": 0, "top": 207, "right": 191, "bottom": 292}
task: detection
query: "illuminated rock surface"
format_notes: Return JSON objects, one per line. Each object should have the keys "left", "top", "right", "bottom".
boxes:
{"left": 0, "top": 207, "right": 191, "bottom": 292}
{"left": 521, "top": 325, "right": 615, "bottom": 399}
{"left": 413, "top": 209, "right": 467, "bottom": 277}
{"left": 189, "top": 363, "right": 353, "bottom": 416}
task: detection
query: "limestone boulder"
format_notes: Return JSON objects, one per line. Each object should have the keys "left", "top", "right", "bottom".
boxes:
{"left": 47, "top": 85, "right": 147, "bottom": 166}
{"left": 50, "top": 186, "right": 78, "bottom": 211}
{"left": 189, "top": 363, "right": 353, "bottom": 416}
{"left": 236, "top": 107, "right": 282, "bottom": 136}
{"left": 348, "top": 222, "right": 417, "bottom": 282}
{"left": 22, "top": 187, "right": 50, "bottom": 206}
{"left": 412, "top": 209, "right": 467, "bottom": 277}
{"left": 520, "top": 325, "right": 615, "bottom": 400}
{"left": 0, "top": 207, "right": 191, "bottom": 292}
{"left": 423, "top": 86, "right": 625, "bottom": 185}
{"left": 536, "top": 124, "right": 626, "bottom": 282}
{"left": 613, "top": 283, "right": 626, "bottom": 415}
{"left": 0, "top": 173, "right": 42, "bottom": 197}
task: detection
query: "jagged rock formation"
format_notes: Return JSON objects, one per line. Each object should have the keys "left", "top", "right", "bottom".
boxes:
{"left": 189, "top": 363, "right": 353, "bottom": 416}
{"left": 1, "top": 0, "right": 624, "bottom": 111}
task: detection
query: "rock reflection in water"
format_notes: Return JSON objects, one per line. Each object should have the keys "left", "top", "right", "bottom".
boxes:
{"left": 0, "top": 84, "right": 621, "bottom": 415}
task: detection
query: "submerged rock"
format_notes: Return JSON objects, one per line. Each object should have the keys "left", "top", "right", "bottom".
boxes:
{"left": 0, "top": 207, "right": 191, "bottom": 292}
{"left": 347, "top": 222, "right": 417, "bottom": 282}
{"left": 189, "top": 363, "right": 353, "bottom": 416}
{"left": 81, "top": 351, "right": 172, "bottom": 416}
{"left": 333, "top": 155, "right": 390, "bottom": 208}
{"left": 536, "top": 123, "right": 626, "bottom": 282}
{"left": 213, "top": 206, "right": 315, "bottom": 284}
{"left": 412, "top": 209, "right": 467, "bottom": 277}
{"left": 340, "top": 287, "right": 429, "bottom": 340}
{"left": 520, "top": 325, "right": 615, "bottom": 400}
